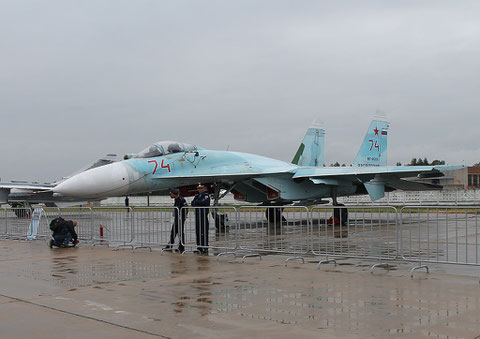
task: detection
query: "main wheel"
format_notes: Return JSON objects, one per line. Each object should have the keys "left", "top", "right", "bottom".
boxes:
{"left": 333, "top": 204, "right": 348, "bottom": 225}
{"left": 13, "top": 206, "right": 29, "bottom": 218}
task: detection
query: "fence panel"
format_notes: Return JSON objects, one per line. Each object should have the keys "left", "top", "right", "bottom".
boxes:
{"left": 91, "top": 207, "right": 133, "bottom": 246}
{"left": 236, "top": 206, "right": 310, "bottom": 255}
{"left": 400, "top": 206, "right": 480, "bottom": 265}
{"left": 310, "top": 205, "right": 398, "bottom": 260}
{"left": 0, "top": 208, "right": 6, "bottom": 238}
{"left": 339, "top": 190, "right": 479, "bottom": 206}
{"left": 182, "top": 206, "right": 238, "bottom": 252}
{"left": 131, "top": 207, "right": 176, "bottom": 248}
{"left": 4, "top": 207, "right": 33, "bottom": 239}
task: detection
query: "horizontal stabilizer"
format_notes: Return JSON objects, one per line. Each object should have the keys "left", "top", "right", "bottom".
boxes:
{"left": 386, "top": 177, "right": 443, "bottom": 191}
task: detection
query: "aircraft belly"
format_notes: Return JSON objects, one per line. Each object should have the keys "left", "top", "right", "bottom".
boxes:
{"left": 254, "top": 177, "right": 327, "bottom": 201}
{"left": 253, "top": 176, "right": 358, "bottom": 201}
{"left": 234, "top": 184, "right": 268, "bottom": 203}
{"left": 336, "top": 185, "right": 357, "bottom": 198}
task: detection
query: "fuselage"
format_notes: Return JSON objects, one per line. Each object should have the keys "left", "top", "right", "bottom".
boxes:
{"left": 52, "top": 147, "right": 360, "bottom": 204}
{"left": 51, "top": 144, "right": 457, "bottom": 205}
{"left": 53, "top": 149, "right": 295, "bottom": 198}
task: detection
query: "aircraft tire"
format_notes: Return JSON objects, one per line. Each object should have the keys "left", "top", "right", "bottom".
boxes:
{"left": 13, "top": 207, "right": 28, "bottom": 218}
{"left": 333, "top": 204, "right": 348, "bottom": 226}
{"left": 266, "top": 208, "right": 284, "bottom": 224}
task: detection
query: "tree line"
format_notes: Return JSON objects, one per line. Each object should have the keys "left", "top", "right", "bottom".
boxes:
{"left": 328, "top": 159, "right": 480, "bottom": 167}
{"left": 398, "top": 158, "right": 446, "bottom": 166}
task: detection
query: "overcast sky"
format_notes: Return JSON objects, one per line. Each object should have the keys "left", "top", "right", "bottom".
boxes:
{"left": 1, "top": 1, "right": 479, "bottom": 182}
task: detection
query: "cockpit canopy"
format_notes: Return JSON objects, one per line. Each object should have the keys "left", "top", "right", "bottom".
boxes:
{"left": 134, "top": 141, "right": 197, "bottom": 159}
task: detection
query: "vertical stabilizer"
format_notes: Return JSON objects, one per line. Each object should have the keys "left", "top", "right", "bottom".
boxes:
{"left": 292, "top": 120, "right": 325, "bottom": 167}
{"left": 353, "top": 119, "right": 389, "bottom": 167}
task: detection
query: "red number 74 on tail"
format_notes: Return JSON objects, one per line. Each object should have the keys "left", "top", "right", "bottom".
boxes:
{"left": 368, "top": 140, "right": 380, "bottom": 151}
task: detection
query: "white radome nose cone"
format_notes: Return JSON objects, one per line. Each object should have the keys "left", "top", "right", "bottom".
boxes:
{"left": 53, "top": 162, "right": 130, "bottom": 198}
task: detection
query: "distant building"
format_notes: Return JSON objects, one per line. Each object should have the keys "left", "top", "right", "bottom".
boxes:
{"left": 416, "top": 166, "right": 480, "bottom": 190}
{"left": 467, "top": 167, "right": 480, "bottom": 189}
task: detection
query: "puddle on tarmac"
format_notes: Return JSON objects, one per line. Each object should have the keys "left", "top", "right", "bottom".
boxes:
{"left": 5, "top": 214, "right": 480, "bottom": 337}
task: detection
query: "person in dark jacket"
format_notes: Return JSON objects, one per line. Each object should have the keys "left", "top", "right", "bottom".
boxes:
{"left": 50, "top": 220, "right": 79, "bottom": 248}
{"left": 165, "top": 188, "right": 188, "bottom": 253}
{"left": 191, "top": 184, "right": 210, "bottom": 254}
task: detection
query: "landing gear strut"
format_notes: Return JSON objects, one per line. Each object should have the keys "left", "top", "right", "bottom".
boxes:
{"left": 211, "top": 183, "right": 230, "bottom": 231}
{"left": 331, "top": 190, "right": 348, "bottom": 238}
{"left": 11, "top": 202, "right": 32, "bottom": 218}
{"left": 265, "top": 207, "right": 286, "bottom": 224}
{"left": 333, "top": 203, "right": 348, "bottom": 226}
{"left": 331, "top": 190, "right": 348, "bottom": 226}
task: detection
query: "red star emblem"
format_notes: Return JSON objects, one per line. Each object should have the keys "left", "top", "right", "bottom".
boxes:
{"left": 374, "top": 127, "right": 379, "bottom": 135}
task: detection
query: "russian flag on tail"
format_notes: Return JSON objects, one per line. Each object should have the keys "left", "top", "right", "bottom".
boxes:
{"left": 381, "top": 130, "right": 388, "bottom": 136}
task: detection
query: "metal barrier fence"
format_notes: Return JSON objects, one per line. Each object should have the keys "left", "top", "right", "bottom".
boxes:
{"left": 340, "top": 189, "right": 479, "bottom": 206}
{"left": 400, "top": 206, "right": 480, "bottom": 266}
{"left": 3, "top": 204, "right": 480, "bottom": 274}
{"left": 310, "top": 206, "right": 398, "bottom": 261}
{"left": 130, "top": 207, "right": 176, "bottom": 249}
{"left": 1, "top": 208, "right": 6, "bottom": 238}
{"left": 182, "top": 206, "right": 238, "bottom": 252}
{"left": 3, "top": 208, "right": 33, "bottom": 239}
{"left": 91, "top": 207, "right": 133, "bottom": 246}
{"left": 237, "top": 206, "right": 310, "bottom": 255}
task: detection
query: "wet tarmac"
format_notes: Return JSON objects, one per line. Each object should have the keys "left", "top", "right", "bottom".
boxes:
{"left": 1, "top": 240, "right": 480, "bottom": 338}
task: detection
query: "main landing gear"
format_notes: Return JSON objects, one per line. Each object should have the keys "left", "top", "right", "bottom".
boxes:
{"left": 211, "top": 183, "right": 231, "bottom": 231}
{"left": 265, "top": 207, "right": 286, "bottom": 224}
{"left": 11, "top": 202, "right": 32, "bottom": 218}
{"left": 331, "top": 192, "right": 349, "bottom": 237}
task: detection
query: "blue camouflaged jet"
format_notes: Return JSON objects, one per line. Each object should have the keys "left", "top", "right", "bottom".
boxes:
{"left": 53, "top": 119, "right": 463, "bottom": 208}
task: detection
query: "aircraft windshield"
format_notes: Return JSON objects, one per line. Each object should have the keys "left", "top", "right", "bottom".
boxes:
{"left": 134, "top": 141, "right": 196, "bottom": 159}
{"left": 135, "top": 145, "right": 163, "bottom": 158}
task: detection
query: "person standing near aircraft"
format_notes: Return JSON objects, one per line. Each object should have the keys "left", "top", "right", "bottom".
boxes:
{"left": 165, "top": 188, "right": 188, "bottom": 253}
{"left": 125, "top": 196, "right": 130, "bottom": 213}
{"left": 191, "top": 184, "right": 210, "bottom": 254}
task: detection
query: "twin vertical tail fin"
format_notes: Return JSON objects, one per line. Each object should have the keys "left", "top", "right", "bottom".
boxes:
{"left": 292, "top": 120, "right": 325, "bottom": 167}
{"left": 353, "top": 118, "right": 390, "bottom": 201}
{"left": 353, "top": 119, "right": 390, "bottom": 167}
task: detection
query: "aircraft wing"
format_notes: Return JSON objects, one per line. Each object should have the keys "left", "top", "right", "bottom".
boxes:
{"left": 0, "top": 182, "right": 54, "bottom": 191}
{"left": 1, "top": 153, "right": 118, "bottom": 206}
{"left": 152, "top": 170, "right": 292, "bottom": 183}
{"left": 293, "top": 165, "right": 462, "bottom": 180}
{"left": 293, "top": 165, "right": 465, "bottom": 201}
{"left": 0, "top": 181, "right": 54, "bottom": 205}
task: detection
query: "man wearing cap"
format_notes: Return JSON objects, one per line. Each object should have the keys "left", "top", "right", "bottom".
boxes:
{"left": 165, "top": 188, "right": 188, "bottom": 253}
{"left": 191, "top": 184, "right": 210, "bottom": 254}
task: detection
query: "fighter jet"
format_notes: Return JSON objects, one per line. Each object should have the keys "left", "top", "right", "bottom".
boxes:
{"left": 52, "top": 119, "right": 463, "bottom": 210}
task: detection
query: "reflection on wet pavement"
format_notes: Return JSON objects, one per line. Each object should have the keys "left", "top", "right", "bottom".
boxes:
{"left": 1, "top": 240, "right": 480, "bottom": 338}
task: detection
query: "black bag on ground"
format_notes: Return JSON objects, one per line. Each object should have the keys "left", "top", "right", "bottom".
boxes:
{"left": 49, "top": 217, "right": 66, "bottom": 233}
